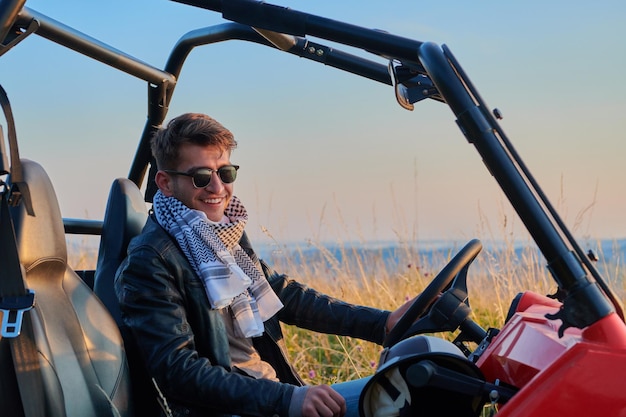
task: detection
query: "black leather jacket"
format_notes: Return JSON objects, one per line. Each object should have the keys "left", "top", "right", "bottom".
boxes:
{"left": 115, "top": 215, "right": 389, "bottom": 417}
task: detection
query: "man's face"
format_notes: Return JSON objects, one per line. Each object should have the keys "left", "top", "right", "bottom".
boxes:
{"left": 158, "top": 143, "right": 234, "bottom": 222}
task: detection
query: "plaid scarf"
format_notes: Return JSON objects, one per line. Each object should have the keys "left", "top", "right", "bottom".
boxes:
{"left": 153, "top": 191, "right": 283, "bottom": 338}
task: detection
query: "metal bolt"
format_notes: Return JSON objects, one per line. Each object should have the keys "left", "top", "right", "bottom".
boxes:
{"left": 490, "top": 390, "right": 499, "bottom": 402}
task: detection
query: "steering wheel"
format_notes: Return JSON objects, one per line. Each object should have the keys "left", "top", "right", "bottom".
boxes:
{"left": 383, "top": 239, "right": 483, "bottom": 347}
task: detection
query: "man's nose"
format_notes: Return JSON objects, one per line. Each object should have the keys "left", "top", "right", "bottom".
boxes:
{"left": 205, "top": 171, "right": 225, "bottom": 191}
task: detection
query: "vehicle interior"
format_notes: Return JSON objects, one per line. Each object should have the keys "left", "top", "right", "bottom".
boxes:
{"left": 1, "top": 0, "right": 625, "bottom": 416}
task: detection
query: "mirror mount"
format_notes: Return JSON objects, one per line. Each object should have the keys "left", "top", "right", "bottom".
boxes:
{"left": 388, "top": 60, "right": 441, "bottom": 110}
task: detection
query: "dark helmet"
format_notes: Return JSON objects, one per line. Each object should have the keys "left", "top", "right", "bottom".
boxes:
{"left": 359, "top": 335, "right": 486, "bottom": 417}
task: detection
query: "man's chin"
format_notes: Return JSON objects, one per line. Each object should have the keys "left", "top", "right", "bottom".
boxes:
{"left": 203, "top": 208, "right": 227, "bottom": 223}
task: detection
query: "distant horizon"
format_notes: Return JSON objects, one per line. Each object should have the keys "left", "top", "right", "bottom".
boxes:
{"left": 67, "top": 234, "right": 626, "bottom": 265}
{"left": 251, "top": 234, "right": 626, "bottom": 252}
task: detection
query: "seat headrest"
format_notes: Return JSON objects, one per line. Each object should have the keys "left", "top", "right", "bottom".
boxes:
{"left": 10, "top": 159, "right": 66, "bottom": 269}
{"left": 96, "top": 177, "right": 147, "bottom": 273}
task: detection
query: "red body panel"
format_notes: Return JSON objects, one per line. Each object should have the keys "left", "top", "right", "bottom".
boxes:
{"left": 476, "top": 291, "right": 626, "bottom": 415}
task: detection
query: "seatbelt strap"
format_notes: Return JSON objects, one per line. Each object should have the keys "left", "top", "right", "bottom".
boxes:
{"left": 0, "top": 83, "right": 32, "bottom": 215}
{"left": 0, "top": 193, "right": 46, "bottom": 417}
{"left": 0, "top": 82, "right": 46, "bottom": 416}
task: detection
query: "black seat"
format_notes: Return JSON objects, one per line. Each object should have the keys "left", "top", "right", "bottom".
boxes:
{"left": 94, "top": 178, "right": 148, "bottom": 326}
{"left": 93, "top": 178, "right": 160, "bottom": 416}
{"left": 5, "top": 159, "right": 132, "bottom": 416}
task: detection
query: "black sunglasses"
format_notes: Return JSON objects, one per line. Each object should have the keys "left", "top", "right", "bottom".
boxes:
{"left": 163, "top": 165, "right": 239, "bottom": 188}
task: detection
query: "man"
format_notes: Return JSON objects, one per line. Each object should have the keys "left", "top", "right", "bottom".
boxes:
{"left": 115, "top": 113, "right": 415, "bottom": 417}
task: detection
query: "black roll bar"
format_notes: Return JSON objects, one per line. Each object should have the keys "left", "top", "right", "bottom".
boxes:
{"left": 137, "top": 23, "right": 396, "bottom": 201}
{"left": 418, "top": 43, "right": 618, "bottom": 329}
{"left": 14, "top": 8, "right": 176, "bottom": 87}
{"left": 0, "top": 0, "right": 620, "bottom": 327}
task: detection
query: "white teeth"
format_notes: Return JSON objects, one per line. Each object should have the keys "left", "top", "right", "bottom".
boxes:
{"left": 204, "top": 198, "right": 221, "bottom": 204}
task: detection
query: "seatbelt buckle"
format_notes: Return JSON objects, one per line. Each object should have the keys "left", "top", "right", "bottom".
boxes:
{"left": 0, "top": 289, "right": 35, "bottom": 338}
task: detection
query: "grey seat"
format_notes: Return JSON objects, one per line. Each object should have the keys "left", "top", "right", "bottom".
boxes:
{"left": 6, "top": 159, "right": 132, "bottom": 416}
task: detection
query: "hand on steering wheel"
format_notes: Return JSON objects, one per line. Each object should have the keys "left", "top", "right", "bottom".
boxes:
{"left": 383, "top": 239, "right": 482, "bottom": 347}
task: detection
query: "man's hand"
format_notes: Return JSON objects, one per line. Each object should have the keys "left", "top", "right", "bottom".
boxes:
{"left": 385, "top": 296, "right": 418, "bottom": 335}
{"left": 301, "top": 385, "right": 346, "bottom": 417}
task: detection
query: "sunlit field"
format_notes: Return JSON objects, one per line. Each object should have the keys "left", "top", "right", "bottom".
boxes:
{"left": 261, "top": 236, "right": 625, "bottom": 385}
{"left": 67, "top": 232, "right": 625, "bottom": 386}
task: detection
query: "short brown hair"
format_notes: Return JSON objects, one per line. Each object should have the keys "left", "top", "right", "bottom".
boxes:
{"left": 151, "top": 113, "right": 238, "bottom": 169}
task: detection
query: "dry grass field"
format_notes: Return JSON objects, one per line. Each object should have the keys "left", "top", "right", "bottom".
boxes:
{"left": 67, "top": 232, "right": 625, "bottom": 386}
{"left": 263, "top": 236, "right": 625, "bottom": 385}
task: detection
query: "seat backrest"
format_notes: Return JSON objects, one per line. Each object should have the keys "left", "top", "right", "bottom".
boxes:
{"left": 5, "top": 159, "right": 133, "bottom": 417}
{"left": 93, "top": 178, "right": 160, "bottom": 416}
{"left": 94, "top": 178, "right": 148, "bottom": 326}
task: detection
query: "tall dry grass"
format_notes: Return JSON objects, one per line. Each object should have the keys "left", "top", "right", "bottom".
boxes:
{"left": 263, "top": 235, "right": 625, "bottom": 385}
{"left": 65, "top": 228, "right": 625, "bottom": 386}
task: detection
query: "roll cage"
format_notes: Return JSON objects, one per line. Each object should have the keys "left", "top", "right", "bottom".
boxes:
{"left": 2, "top": 0, "right": 620, "bottom": 331}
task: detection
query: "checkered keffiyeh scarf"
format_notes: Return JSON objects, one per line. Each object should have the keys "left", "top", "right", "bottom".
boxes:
{"left": 153, "top": 191, "right": 283, "bottom": 338}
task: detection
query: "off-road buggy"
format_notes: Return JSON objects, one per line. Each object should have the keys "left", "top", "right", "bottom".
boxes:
{"left": 1, "top": 1, "right": 625, "bottom": 416}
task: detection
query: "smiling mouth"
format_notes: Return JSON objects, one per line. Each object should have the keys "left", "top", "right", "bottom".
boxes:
{"left": 203, "top": 198, "right": 223, "bottom": 204}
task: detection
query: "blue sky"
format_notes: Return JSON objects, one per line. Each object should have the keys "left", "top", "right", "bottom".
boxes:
{"left": 1, "top": 0, "right": 625, "bottom": 246}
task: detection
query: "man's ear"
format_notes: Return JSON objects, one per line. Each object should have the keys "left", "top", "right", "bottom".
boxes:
{"left": 155, "top": 170, "right": 174, "bottom": 197}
